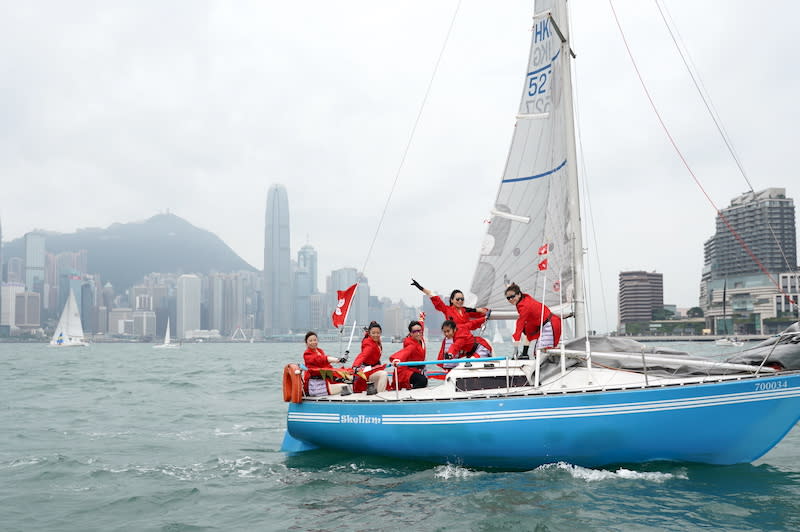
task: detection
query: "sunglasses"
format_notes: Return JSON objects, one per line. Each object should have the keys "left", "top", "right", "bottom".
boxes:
{"left": 506, "top": 294, "right": 517, "bottom": 300}
{"left": 411, "top": 329, "right": 423, "bottom": 333}
{"left": 453, "top": 297, "right": 464, "bottom": 302}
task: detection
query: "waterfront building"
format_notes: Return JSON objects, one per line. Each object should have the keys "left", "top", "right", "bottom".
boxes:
{"left": 297, "top": 244, "right": 318, "bottom": 294}
{"left": 328, "top": 267, "right": 370, "bottom": 328}
{"left": 177, "top": 274, "right": 201, "bottom": 340}
{"left": 24, "top": 232, "right": 46, "bottom": 297}
{"left": 263, "top": 184, "right": 291, "bottom": 335}
{"left": 6, "top": 256, "right": 23, "bottom": 283}
{"left": 700, "top": 188, "right": 798, "bottom": 334}
{"left": 15, "top": 291, "right": 41, "bottom": 329}
{"left": 132, "top": 310, "right": 157, "bottom": 338}
{"left": 108, "top": 307, "right": 133, "bottom": 335}
{"left": 293, "top": 266, "right": 312, "bottom": 332}
{"left": 618, "top": 271, "right": 664, "bottom": 329}
{"left": 0, "top": 283, "right": 25, "bottom": 334}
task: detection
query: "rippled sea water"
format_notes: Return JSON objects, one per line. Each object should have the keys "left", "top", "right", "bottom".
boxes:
{"left": 1, "top": 341, "right": 798, "bottom": 531}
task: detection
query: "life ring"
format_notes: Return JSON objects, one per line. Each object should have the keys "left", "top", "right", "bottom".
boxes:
{"left": 283, "top": 364, "right": 303, "bottom": 403}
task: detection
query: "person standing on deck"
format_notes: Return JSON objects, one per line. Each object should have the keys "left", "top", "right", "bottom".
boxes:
{"left": 504, "top": 282, "right": 562, "bottom": 359}
{"left": 411, "top": 279, "right": 490, "bottom": 357}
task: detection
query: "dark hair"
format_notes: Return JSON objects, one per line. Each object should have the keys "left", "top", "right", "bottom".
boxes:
{"left": 441, "top": 320, "right": 457, "bottom": 331}
{"left": 304, "top": 331, "right": 317, "bottom": 343}
{"left": 505, "top": 283, "right": 521, "bottom": 296}
{"left": 367, "top": 321, "right": 382, "bottom": 332}
{"left": 449, "top": 290, "right": 463, "bottom": 304}
{"left": 407, "top": 320, "right": 422, "bottom": 333}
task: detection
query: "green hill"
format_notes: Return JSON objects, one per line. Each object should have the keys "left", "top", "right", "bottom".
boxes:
{"left": 2, "top": 214, "right": 257, "bottom": 291}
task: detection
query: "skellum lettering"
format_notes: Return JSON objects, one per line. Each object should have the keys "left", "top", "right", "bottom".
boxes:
{"left": 340, "top": 414, "right": 382, "bottom": 424}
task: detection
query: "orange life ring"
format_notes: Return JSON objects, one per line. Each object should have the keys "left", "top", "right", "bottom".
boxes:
{"left": 283, "top": 364, "right": 303, "bottom": 403}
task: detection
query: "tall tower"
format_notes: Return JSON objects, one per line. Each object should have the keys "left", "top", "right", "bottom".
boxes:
{"left": 297, "top": 244, "right": 318, "bottom": 293}
{"left": 703, "top": 188, "right": 796, "bottom": 280}
{"left": 618, "top": 271, "right": 664, "bottom": 327}
{"left": 24, "top": 232, "right": 46, "bottom": 295}
{"left": 263, "top": 184, "right": 291, "bottom": 335}
{"left": 177, "top": 274, "right": 201, "bottom": 340}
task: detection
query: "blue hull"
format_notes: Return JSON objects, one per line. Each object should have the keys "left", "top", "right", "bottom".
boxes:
{"left": 284, "top": 373, "right": 800, "bottom": 468}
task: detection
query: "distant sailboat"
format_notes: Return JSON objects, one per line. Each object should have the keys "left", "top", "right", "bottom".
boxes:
{"left": 50, "top": 291, "right": 88, "bottom": 347}
{"left": 492, "top": 322, "right": 504, "bottom": 344}
{"left": 716, "top": 279, "right": 743, "bottom": 347}
{"left": 153, "top": 318, "right": 179, "bottom": 349}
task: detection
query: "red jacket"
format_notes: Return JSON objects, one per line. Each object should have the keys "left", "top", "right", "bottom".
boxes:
{"left": 513, "top": 293, "right": 562, "bottom": 346}
{"left": 430, "top": 295, "right": 487, "bottom": 355}
{"left": 352, "top": 335, "right": 383, "bottom": 368}
{"left": 303, "top": 347, "right": 334, "bottom": 394}
{"left": 390, "top": 334, "right": 426, "bottom": 390}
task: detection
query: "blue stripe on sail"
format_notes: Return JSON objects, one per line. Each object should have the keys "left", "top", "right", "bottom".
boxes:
{"left": 502, "top": 159, "right": 567, "bottom": 183}
{"left": 526, "top": 49, "right": 562, "bottom": 77}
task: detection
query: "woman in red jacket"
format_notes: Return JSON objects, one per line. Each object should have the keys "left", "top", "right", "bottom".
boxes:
{"left": 504, "top": 282, "right": 562, "bottom": 359}
{"left": 389, "top": 318, "right": 428, "bottom": 390}
{"left": 411, "top": 279, "right": 489, "bottom": 357}
{"left": 302, "top": 331, "right": 348, "bottom": 396}
{"left": 351, "top": 321, "right": 388, "bottom": 393}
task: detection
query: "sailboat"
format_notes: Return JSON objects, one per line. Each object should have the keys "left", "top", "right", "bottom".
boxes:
{"left": 281, "top": 0, "right": 800, "bottom": 468}
{"left": 153, "top": 318, "right": 179, "bottom": 349}
{"left": 50, "top": 291, "right": 88, "bottom": 347}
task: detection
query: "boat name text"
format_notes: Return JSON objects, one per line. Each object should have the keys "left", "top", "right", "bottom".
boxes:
{"left": 340, "top": 414, "right": 382, "bottom": 424}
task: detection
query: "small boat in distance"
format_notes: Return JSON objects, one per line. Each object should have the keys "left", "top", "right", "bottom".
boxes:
{"left": 50, "top": 291, "right": 88, "bottom": 347}
{"left": 716, "top": 337, "right": 744, "bottom": 347}
{"left": 153, "top": 318, "right": 179, "bottom": 349}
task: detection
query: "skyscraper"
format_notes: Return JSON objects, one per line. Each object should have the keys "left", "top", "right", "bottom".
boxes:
{"left": 618, "top": 271, "right": 664, "bottom": 327}
{"left": 700, "top": 188, "right": 798, "bottom": 334}
{"left": 702, "top": 188, "right": 797, "bottom": 280}
{"left": 177, "top": 274, "right": 201, "bottom": 339}
{"left": 24, "top": 232, "right": 46, "bottom": 295}
{"left": 263, "top": 184, "right": 291, "bottom": 335}
{"left": 297, "top": 244, "right": 318, "bottom": 294}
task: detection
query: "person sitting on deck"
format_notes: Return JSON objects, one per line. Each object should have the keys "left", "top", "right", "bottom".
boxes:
{"left": 351, "top": 321, "right": 389, "bottom": 394}
{"left": 302, "top": 331, "right": 350, "bottom": 396}
{"left": 389, "top": 316, "right": 428, "bottom": 390}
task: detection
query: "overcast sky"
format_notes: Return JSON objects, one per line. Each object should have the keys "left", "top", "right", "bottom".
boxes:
{"left": 1, "top": 1, "right": 798, "bottom": 334}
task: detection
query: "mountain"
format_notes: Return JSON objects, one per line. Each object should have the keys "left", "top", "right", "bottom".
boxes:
{"left": 1, "top": 214, "right": 257, "bottom": 291}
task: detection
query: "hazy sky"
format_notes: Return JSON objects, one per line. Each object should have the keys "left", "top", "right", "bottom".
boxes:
{"left": 2, "top": 1, "right": 798, "bottom": 333}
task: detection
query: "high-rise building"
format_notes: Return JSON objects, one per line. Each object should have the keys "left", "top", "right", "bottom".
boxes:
{"left": 702, "top": 188, "right": 797, "bottom": 280}
{"left": 263, "top": 184, "right": 291, "bottom": 335}
{"left": 618, "top": 271, "right": 664, "bottom": 327}
{"left": 24, "top": 232, "right": 46, "bottom": 295}
{"left": 700, "top": 188, "right": 798, "bottom": 334}
{"left": 6, "top": 257, "right": 23, "bottom": 283}
{"left": 297, "top": 244, "right": 318, "bottom": 294}
{"left": 177, "top": 274, "right": 201, "bottom": 339}
{"left": 15, "top": 291, "right": 41, "bottom": 328}
{"left": 328, "top": 267, "right": 370, "bottom": 327}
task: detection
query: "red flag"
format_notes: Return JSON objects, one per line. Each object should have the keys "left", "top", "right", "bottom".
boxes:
{"left": 331, "top": 283, "right": 358, "bottom": 328}
{"left": 537, "top": 243, "right": 549, "bottom": 255}
{"left": 538, "top": 259, "right": 548, "bottom": 271}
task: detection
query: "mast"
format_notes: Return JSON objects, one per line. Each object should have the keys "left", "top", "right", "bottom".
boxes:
{"left": 551, "top": 3, "right": 587, "bottom": 338}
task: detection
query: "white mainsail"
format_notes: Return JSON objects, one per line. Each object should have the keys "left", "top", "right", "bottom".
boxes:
{"left": 154, "top": 317, "right": 179, "bottom": 349}
{"left": 470, "top": 0, "right": 585, "bottom": 337}
{"left": 50, "top": 290, "right": 87, "bottom": 347}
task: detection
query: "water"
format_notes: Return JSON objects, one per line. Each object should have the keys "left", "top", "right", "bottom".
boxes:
{"left": 1, "top": 341, "right": 798, "bottom": 531}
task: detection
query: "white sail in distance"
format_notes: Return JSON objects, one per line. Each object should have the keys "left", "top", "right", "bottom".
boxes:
{"left": 470, "top": 0, "right": 585, "bottom": 337}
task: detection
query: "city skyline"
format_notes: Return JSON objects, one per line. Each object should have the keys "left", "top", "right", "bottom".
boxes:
{"left": 1, "top": 1, "right": 800, "bottom": 334}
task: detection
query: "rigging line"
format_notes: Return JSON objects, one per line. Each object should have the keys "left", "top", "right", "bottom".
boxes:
{"left": 358, "top": 0, "right": 463, "bottom": 277}
{"left": 654, "top": 0, "right": 794, "bottom": 274}
{"left": 571, "top": 50, "right": 610, "bottom": 333}
{"left": 607, "top": 0, "right": 794, "bottom": 305}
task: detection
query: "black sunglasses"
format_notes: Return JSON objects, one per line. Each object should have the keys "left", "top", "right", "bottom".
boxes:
{"left": 506, "top": 294, "right": 517, "bottom": 300}
{"left": 453, "top": 297, "right": 464, "bottom": 302}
